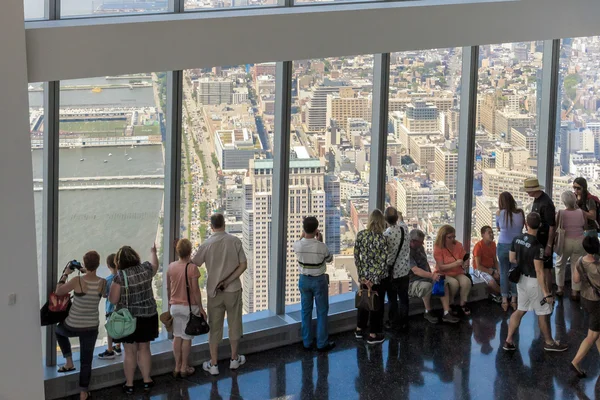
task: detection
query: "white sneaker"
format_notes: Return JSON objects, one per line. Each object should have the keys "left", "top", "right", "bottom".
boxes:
{"left": 202, "top": 361, "right": 219, "bottom": 376}
{"left": 229, "top": 355, "right": 246, "bottom": 370}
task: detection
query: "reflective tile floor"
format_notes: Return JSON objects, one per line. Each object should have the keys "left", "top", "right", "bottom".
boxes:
{"left": 74, "top": 294, "right": 600, "bottom": 400}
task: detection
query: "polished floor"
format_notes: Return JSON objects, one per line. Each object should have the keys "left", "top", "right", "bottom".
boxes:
{"left": 73, "top": 292, "right": 600, "bottom": 400}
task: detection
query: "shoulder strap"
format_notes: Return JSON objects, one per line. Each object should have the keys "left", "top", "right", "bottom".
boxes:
{"left": 557, "top": 210, "right": 563, "bottom": 229}
{"left": 122, "top": 270, "right": 129, "bottom": 309}
{"left": 392, "top": 226, "right": 405, "bottom": 267}
{"left": 185, "top": 263, "right": 193, "bottom": 314}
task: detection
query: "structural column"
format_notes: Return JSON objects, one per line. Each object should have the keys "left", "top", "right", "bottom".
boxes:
{"left": 0, "top": 0, "right": 45, "bottom": 397}
{"left": 270, "top": 61, "right": 293, "bottom": 314}
{"left": 369, "top": 53, "right": 391, "bottom": 212}
{"left": 537, "top": 39, "right": 561, "bottom": 197}
{"left": 455, "top": 46, "right": 479, "bottom": 247}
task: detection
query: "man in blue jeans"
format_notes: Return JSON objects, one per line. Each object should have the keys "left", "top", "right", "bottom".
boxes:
{"left": 293, "top": 217, "right": 335, "bottom": 352}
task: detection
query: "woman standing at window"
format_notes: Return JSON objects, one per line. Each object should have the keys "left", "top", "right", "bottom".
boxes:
{"left": 354, "top": 209, "right": 388, "bottom": 345}
{"left": 433, "top": 225, "right": 472, "bottom": 316}
{"left": 573, "top": 177, "right": 599, "bottom": 238}
{"left": 496, "top": 191, "right": 525, "bottom": 311}
{"left": 109, "top": 245, "right": 159, "bottom": 396}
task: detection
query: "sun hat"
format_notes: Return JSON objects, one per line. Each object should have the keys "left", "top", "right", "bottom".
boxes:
{"left": 523, "top": 177, "right": 544, "bottom": 192}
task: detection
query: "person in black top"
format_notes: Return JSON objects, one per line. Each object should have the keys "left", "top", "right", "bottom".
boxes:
{"left": 524, "top": 178, "right": 556, "bottom": 294}
{"left": 503, "top": 212, "right": 567, "bottom": 352}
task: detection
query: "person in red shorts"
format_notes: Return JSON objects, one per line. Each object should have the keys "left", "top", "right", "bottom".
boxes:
{"left": 473, "top": 226, "right": 502, "bottom": 303}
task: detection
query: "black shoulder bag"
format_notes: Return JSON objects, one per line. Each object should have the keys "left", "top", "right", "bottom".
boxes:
{"left": 388, "top": 226, "right": 406, "bottom": 277}
{"left": 184, "top": 263, "right": 210, "bottom": 336}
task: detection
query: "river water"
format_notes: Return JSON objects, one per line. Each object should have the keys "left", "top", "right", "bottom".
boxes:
{"left": 31, "top": 75, "right": 165, "bottom": 348}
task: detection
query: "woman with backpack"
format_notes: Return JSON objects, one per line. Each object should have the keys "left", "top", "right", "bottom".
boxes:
{"left": 573, "top": 177, "right": 599, "bottom": 238}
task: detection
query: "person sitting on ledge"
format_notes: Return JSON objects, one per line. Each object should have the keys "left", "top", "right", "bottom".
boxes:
{"left": 408, "top": 229, "right": 460, "bottom": 324}
{"left": 433, "top": 225, "right": 473, "bottom": 316}
{"left": 472, "top": 226, "right": 502, "bottom": 304}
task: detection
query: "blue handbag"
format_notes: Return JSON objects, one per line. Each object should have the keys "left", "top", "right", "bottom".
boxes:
{"left": 432, "top": 277, "right": 445, "bottom": 297}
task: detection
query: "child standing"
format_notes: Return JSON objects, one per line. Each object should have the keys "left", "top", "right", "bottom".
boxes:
{"left": 98, "top": 253, "right": 122, "bottom": 359}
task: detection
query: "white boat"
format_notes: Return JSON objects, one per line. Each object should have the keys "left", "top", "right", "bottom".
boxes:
{"left": 127, "top": 157, "right": 133, "bottom": 161}
{"left": 103, "top": 160, "right": 108, "bottom": 163}
{"left": 108, "top": 153, "right": 113, "bottom": 156}
{"left": 80, "top": 158, "right": 85, "bottom": 161}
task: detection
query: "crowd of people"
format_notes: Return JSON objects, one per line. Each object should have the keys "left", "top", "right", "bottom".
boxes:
{"left": 53, "top": 213, "right": 247, "bottom": 399}
{"left": 50, "top": 176, "right": 600, "bottom": 399}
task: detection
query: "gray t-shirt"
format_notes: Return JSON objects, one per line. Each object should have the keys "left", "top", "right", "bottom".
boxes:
{"left": 409, "top": 246, "right": 431, "bottom": 283}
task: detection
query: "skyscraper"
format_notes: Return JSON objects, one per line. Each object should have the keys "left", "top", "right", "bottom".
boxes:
{"left": 242, "top": 157, "right": 326, "bottom": 314}
{"left": 324, "top": 175, "right": 341, "bottom": 255}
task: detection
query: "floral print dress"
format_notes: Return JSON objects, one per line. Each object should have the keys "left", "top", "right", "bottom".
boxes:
{"left": 354, "top": 230, "right": 388, "bottom": 284}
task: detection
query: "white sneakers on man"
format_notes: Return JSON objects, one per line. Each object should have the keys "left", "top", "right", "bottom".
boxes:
{"left": 202, "top": 361, "right": 219, "bottom": 376}
{"left": 229, "top": 355, "right": 246, "bottom": 370}
{"left": 202, "top": 355, "right": 246, "bottom": 376}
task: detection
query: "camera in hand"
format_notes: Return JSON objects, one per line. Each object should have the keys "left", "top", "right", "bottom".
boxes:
{"left": 463, "top": 253, "right": 470, "bottom": 262}
{"left": 68, "top": 260, "right": 82, "bottom": 271}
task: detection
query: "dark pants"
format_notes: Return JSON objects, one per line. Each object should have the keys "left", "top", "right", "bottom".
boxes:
{"left": 384, "top": 275, "right": 410, "bottom": 327}
{"left": 55, "top": 324, "right": 98, "bottom": 392}
{"left": 357, "top": 284, "right": 386, "bottom": 334}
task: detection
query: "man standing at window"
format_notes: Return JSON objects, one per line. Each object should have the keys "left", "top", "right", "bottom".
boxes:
{"left": 193, "top": 213, "right": 248, "bottom": 375}
{"left": 503, "top": 212, "right": 567, "bottom": 352}
{"left": 293, "top": 217, "right": 335, "bottom": 352}
{"left": 524, "top": 178, "right": 556, "bottom": 295}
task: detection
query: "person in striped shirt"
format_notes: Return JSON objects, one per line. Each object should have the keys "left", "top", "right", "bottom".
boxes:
{"left": 293, "top": 216, "right": 335, "bottom": 352}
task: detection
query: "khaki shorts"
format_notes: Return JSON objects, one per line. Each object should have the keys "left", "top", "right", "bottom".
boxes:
{"left": 408, "top": 281, "right": 433, "bottom": 298}
{"left": 207, "top": 289, "right": 243, "bottom": 344}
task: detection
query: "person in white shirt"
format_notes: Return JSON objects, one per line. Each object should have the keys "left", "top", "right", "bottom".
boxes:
{"left": 382, "top": 207, "right": 411, "bottom": 331}
{"left": 293, "top": 217, "right": 335, "bottom": 352}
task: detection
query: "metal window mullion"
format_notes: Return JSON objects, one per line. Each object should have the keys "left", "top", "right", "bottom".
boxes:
{"left": 537, "top": 39, "right": 560, "bottom": 198}
{"left": 162, "top": 71, "right": 183, "bottom": 310}
{"left": 169, "top": 0, "right": 185, "bottom": 13}
{"left": 369, "top": 53, "right": 390, "bottom": 212}
{"left": 45, "top": 0, "right": 60, "bottom": 19}
{"left": 270, "top": 61, "right": 292, "bottom": 315}
{"left": 455, "top": 46, "right": 479, "bottom": 247}
{"left": 43, "top": 81, "right": 60, "bottom": 367}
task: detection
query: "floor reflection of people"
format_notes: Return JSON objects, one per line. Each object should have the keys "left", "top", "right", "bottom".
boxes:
{"left": 495, "top": 318, "right": 526, "bottom": 400}
{"left": 355, "top": 344, "right": 384, "bottom": 400}
{"left": 301, "top": 353, "right": 329, "bottom": 400}
{"left": 209, "top": 373, "right": 243, "bottom": 400}
{"left": 472, "top": 310, "right": 501, "bottom": 355}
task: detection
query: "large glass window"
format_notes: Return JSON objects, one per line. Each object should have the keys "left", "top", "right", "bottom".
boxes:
{"left": 385, "top": 48, "right": 462, "bottom": 262}
{"left": 29, "top": 82, "right": 45, "bottom": 306}
{"left": 181, "top": 65, "right": 271, "bottom": 314}
{"left": 473, "top": 42, "right": 543, "bottom": 250}
{"left": 185, "top": 0, "right": 276, "bottom": 10}
{"left": 60, "top": 0, "right": 167, "bottom": 18}
{"left": 24, "top": 0, "right": 46, "bottom": 20}
{"left": 284, "top": 56, "right": 374, "bottom": 306}
{"left": 57, "top": 74, "right": 166, "bottom": 352}
{"left": 554, "top": 37, "right": 600, "bottom": 207}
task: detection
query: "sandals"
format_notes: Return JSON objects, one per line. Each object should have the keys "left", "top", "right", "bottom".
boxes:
{"left": 81, "top": 392, "right": 92, "bottom": 400}
{"left": 180, "top": 366, "right": 195, "bottom": 378}
{"left": 143, "top": 380, "right": 155, "bottom": 392}
{"left": 501, "top": 301, "right": 509, "bottom": 312}
{"left": 461, "top": 305, "right": 471, "bottom": 316}
{"left": 122, "top": 384, "right": 134, "bottom": 396}
{"left": 57, "top": 366, "right": 76, "bottom": 373}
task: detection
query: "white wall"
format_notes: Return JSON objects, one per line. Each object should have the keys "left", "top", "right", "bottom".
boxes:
{"left": 0, "top": 1, "right": 45, "bottom": 399}
{"left": 25, "top": 0, "right": 600, "bottom": 82}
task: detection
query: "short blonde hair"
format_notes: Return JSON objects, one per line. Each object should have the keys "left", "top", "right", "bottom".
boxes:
{"left": 561, "top": 190, "right": 577, "bottom": 209}
{"left": 367, "top": 209, "right": 386, "bottom": 234}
